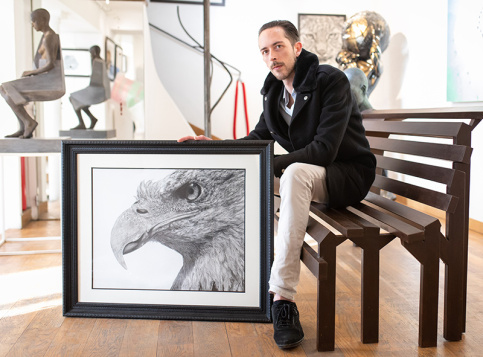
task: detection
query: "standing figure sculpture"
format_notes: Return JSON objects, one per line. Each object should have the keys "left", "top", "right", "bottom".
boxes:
{"left": 336, "top": 11, "right": 390, "bottom": 96}
{"left": 69, "top": 45, "right": 110, "bottom": 130}
{"left": 0, "top": 8, "right": 65, "bottom": 139}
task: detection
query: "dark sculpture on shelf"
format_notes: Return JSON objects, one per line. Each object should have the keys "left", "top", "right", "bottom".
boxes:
{"left": 344, "top": 67, "right": 373, "bottom": 112}
{"left": 336, "top": 11, "right": 390, "bottom": 96}
{"left": 69, "top": 45, "right": 111, "bottom": 130}
{"left": 0, "top": 8, "right": 65, "bottom": 139}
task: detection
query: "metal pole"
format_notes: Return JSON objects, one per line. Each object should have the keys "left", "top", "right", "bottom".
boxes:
{"left": 203, "top": 0, "right": 211, "bottom": 138}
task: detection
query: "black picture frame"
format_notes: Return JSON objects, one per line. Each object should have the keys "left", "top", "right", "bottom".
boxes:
{"left": 298, "top": 13, "right": 346, "bottom": 67}
{"left": 150, "top": 0, "right": 225, "bottom": 5}
{"left": 62, "top": 140, "right": 273, "bottom": 322}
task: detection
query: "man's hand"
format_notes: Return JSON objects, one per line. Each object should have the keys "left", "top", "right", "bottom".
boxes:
{"left": 177, "top": 135, "right": 212, "bottom": 142}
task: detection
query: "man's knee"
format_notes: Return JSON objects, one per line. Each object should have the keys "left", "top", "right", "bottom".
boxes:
{"left": 280, "top": 163, "right": 312, "bottom": 191}
{"left": 281, "top": 162, "right": 323, "bottom": 183}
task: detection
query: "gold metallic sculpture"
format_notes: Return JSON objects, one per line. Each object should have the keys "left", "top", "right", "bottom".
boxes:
{"left": 0, "top": 8, "right": 65, "bottom": 138}
{"left": 336, "top": 11, "right": 390, "bottom": 96}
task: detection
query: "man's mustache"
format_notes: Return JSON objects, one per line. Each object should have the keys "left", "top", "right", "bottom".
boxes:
{"left": 271, "top": 61, "right": 284, "bottom": 70}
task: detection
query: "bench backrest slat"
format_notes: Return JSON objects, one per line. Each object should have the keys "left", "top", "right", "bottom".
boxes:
{"left": 374, "top": 154, "right": 456, "bottom": 185}
{"left": 368, "top": 136, "right": 472, "bottom": 164}
{"left": 372, "top": 175, "right": 458, "bottom": 213}
{"left": 364, "top": 120, "right": 470, "bottom": 138}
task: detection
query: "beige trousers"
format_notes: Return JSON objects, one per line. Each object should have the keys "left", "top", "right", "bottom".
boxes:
{"left": 269, "top": 162, "right": 329, "bottom": 300}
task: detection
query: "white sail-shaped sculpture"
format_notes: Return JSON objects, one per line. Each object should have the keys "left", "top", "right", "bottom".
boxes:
{"left": 143, "top": 7, "right": 194, "bottom": 140}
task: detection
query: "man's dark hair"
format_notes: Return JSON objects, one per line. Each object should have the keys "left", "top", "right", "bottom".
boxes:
{"left": 258, "top": 20, "right": 300, "bottom": 45}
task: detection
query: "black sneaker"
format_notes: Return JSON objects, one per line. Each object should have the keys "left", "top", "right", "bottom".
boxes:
{"left": 271, "top": 300, "right": 304, "bottom": 349}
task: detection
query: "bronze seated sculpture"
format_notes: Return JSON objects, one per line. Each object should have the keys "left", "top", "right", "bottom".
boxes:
{"left": 0, "top": 8, "right": 65, "bottom": 139}
{"left": 69, "top": 45, "right": 111, "bottom": 130}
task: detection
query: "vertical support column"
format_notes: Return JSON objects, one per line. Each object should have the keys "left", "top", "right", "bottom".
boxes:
{"left": 203, "top": 0, "right": 211, "bottom": 138}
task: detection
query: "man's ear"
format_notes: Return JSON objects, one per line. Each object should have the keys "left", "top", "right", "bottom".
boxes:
{"left": 294, "top": 42, "right": 303, "bottom": 57}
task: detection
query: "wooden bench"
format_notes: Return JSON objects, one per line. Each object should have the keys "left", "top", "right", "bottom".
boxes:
{"left": 296, "top": 107, "right": 482, "bottom": 351}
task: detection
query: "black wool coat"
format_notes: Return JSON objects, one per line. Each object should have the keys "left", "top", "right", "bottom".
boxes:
{"left": 243, "top": 49, "right": 376, "bottom": 208}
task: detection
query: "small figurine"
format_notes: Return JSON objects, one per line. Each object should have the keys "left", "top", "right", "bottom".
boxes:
{"left": 69, "top": 45, "right": 111, "bottom": 130}
{"left": 0, "top": 8, "right": 65, "bottom": 138}
{"left": 344, "top": 67, "right": 373, "bottom": 112}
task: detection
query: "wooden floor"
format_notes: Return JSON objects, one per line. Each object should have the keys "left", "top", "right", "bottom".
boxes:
{"left": 1, "top": 220, "right": 483, "bottom": 356}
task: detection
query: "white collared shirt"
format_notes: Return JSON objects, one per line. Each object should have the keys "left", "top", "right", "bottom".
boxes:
{"left": 280, "top": 87, "right": 297, "bottom": 125}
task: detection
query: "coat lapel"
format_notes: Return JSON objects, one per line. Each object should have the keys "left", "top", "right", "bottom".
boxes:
{"left": 292, "top": 92, "right": 311, "bottom": 120}
{"left": 291, "top": 49, "right": 319, "bottom": 122}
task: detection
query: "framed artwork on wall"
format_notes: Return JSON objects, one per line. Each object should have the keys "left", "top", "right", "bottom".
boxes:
{"left": 105, "top": 37, "right": 117, "bottom": 81}
{"left": 447, "top": 0, "right": 483, "bottom": 102}
{"left": 115, "top": 44, "right": 126, "bottom": 75}
{"left": 298, "top": 13, "right": 346, "bottom": 67}
{"left": 62, "top": 49, "right": 91, "bottom": 77}
{"left": 62, "top": 140, "right": 273, "bottom": 322}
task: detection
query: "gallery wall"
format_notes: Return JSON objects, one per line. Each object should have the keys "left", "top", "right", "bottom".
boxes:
{"left": 0, "top": 0, "right": 481, "bottom": 227}
{"left": 147, "top": 0, "right": 483, "bottom": 222}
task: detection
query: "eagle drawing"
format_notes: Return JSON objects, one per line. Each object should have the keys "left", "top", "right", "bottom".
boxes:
{"left": 110, "top": 169, "right": 245, "bottom": 292}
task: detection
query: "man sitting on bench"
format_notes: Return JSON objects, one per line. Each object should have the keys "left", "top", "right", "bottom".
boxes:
{"left": 179, "top": 20, "right": 375, "bottom": 349}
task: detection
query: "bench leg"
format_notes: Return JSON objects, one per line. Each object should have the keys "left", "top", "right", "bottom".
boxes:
{"left": 402, "top": 226, "right": 440, "bottom": 348}
{"left": 443, "top": 260, "right": 465, "bottom": 341}
{"left": 418, "top": 230, "right": 440, "bottom": 347}
{"left": 361, "top": 246, "right": 379, "bottom": 344}
{"left": 418, "top": 254, "right": 439, "bottom": 347}
{"left": 317, "top": 245, "right": 337, "bottom": 351}
{"left": 442, "top": 198, "right": 467, "bottom": 341}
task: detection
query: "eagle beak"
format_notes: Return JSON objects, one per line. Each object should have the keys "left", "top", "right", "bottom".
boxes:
{"left": 110, "top": 209, "right": 149, "bottom": 270}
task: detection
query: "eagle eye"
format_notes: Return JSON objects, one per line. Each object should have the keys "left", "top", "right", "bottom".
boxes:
{"left": 136, "top": 208, "right": 148, "bottom": 214}
{"left": 177, "top": 182, "right": 202, "bottom": 202}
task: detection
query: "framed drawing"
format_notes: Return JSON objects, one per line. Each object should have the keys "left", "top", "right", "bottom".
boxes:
{"left": 62, "top": 49, "right": 91, "bottom": 77}
{"left": 62, "top": 140, "right": 273, "bottom": 322}
{"left": 150, "top": 0, "right": 225, "bottom": 5}
{"left": 298, "top": 13, "right": 346, "bottom": 67}
{"left": 105, "top": 37, "right": 117, "bottom": 81}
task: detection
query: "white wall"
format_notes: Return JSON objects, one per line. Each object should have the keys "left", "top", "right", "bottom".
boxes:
{"left": 146, "top": 0, "right": 482, "bottom": 222}
{"left": 0, "top": 0, "right": 33, "bottom": 229}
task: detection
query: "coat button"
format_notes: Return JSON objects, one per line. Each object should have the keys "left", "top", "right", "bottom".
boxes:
{"left": 304, "top": 96, "right": 308, "bottom": 100}
{"left": 265, "top": 97, "right": 268, "bottom": 101}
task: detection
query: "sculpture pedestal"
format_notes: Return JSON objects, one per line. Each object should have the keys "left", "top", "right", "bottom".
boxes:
{"left": 58, "top": 129, "right": 116, "bottom": 139}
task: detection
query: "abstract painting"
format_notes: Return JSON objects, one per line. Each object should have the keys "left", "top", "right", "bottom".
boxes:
{"left": 447, "top": 0, "right": 483, "bottom": 102}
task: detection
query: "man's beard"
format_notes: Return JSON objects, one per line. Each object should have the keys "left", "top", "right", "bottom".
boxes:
{"left": 270, "top": 55, "right": 297, "bottom": 81}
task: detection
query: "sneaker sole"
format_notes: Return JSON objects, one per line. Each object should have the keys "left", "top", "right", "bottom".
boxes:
{"left": 276, "top": 336, "right": 304, "bottom": 349}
